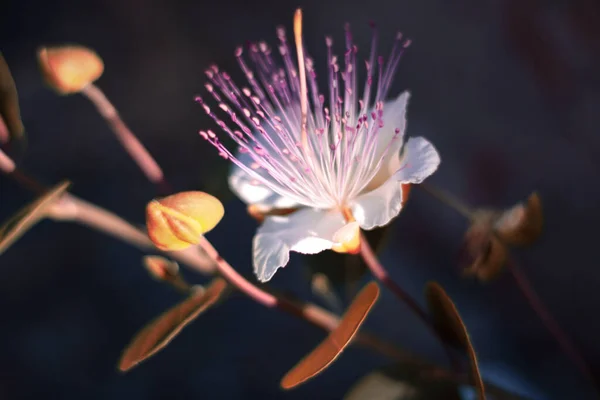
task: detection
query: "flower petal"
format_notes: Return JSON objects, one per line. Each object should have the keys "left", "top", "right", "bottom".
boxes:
{"left": 351, "top": 176, "right": 405, "bottom": 230}
{"left": 253, "top": 208, "right": 347, "bottom": 282}
{"left": 365, "top": 91, "right": 410, "bottom": 191}
{"left": 352, "top": 136, "right": 439, "bottom": 230}
{"left": 394, "top": 136, "right": 440, "bottom": 184}
{"left": 228, "top": 149, "right": 299, "bottom": 211}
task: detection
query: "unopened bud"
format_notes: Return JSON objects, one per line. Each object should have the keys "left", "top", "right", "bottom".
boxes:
{"left": 146, "top": 191, "right": 224, "bottom": 251}
{"left": 495, "top": 192, "right": 542, "bottom": 247}
{"left": 462, "top": 210, "right": 508, "bottom": 282}
{"left": 332, "top": 221, "right": 361, "bottom": 254}
{"left": 37, "top": 45, "right": 104, "bottom": 94}
{"left": 143, "top": 255, "right": 179, "bottom": 282}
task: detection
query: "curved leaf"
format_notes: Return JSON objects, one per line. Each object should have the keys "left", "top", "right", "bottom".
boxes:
{"left": 0, "top": 180, "right": 70, "bottom": 256}
{"left": 118, "top": 277, "right": 227, "bottom": 371}
{"left": 280, "top": 281, "right": 380, "bottom": 389}
{"left": 425, "top": 282, "right": 485, "bottom": 399}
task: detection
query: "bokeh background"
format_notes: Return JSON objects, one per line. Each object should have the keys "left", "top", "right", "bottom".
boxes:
{"left": 2, "top": 0, "right": 600, "bottom": 399}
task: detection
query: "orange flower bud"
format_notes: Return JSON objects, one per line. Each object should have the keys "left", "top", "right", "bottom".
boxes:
{"left": 37, "top": 45, "right": 104, "bottom": 94}
{"left": 146, "top": 191, "right": 224, "bottom": 251}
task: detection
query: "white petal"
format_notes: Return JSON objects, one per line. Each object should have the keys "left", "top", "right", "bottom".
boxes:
{"left": 394, "top": 136, "right": 441, "bottom": 184}
{"left": 351, "top": 136, "right": 440, "bottom": 230}
{"left": 252, "top": 208, "right": 347, "bottom": 282}
{"left": 228, "top": 150, "right": 298, "bottom": 210}
{"left": 351, "top": 176, "right": 405, "bottom": 230}
{"left": 365, "top": 91, "right": 410, "bottom": 191}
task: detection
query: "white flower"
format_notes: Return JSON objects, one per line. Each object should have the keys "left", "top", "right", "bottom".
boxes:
{"left": 197, "top": 11, "right": 440, "bottom": 282}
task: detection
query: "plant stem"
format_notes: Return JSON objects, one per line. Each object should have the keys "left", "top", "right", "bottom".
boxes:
{"left": 421, "top": 181, "right": 598, "bottom": 393}
{"left": 507, "top": 258, "right": 597, "bottom": 391}
{"left": 81, "top": 84, "right": 171, "bottom": 194}
{"left": 0, "top": 149, "right": 530, "bottom": 398}
{"left": 359, "top": 232, "right": 460, "bottom": 370}
{"left": 419, "top": 182, "right": 473, "bottom": 220}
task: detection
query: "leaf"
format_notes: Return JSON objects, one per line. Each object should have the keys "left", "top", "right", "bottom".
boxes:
{"left": 280, "top": 281, "right": 380, "bottom": 390}
{"left": 0, "top": 52, "right": 25, "bottom": 142}
{"left": 425, "top": 282, "right": 486, "bottom": 399}
{"left": 0, "top": 180, "right": 70, "bottom": 256}
{"left": 118, "top": 277, "right": 227, "bottom": 372}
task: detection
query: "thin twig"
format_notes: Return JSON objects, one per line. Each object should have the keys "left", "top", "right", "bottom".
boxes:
{"left": 419, "top": 183, "right": 474, "bottom": 220}
{"left": 359, "top": 232, "right": 461, "bottom": 370}
{"left": 81, "top": 84, "right": 171, "bottom": 194}
{"left": 507, "top": 258, "right": 598, "bottom": 391}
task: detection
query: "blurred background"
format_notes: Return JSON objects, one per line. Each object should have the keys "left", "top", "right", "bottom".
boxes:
{"left": 2, "top": 0, "right": 600, "bottom": 398}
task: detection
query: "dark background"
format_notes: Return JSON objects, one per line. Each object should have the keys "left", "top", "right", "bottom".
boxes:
{"left": 2, "top": 0, "right": 600, "bottom": 399}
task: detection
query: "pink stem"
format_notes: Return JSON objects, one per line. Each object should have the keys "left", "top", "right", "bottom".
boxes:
{"left": 507, "top": 259, "right": 597, "bottom": 389}
{"left": 81, "top": 84, "right": 171, "bottom": 193}
{"left": 197, "top": 235, "right": 277, "bottom": 307}
{"left": 0, "top": 147, "right": 15, "bottom": 173}
{"left": 198, "top": 235, "right": 342, "bottom": 331}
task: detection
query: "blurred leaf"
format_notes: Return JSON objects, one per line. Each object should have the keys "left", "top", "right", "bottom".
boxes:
{"left": 345, "top": 363, "right": 461, "bottom": 400}
{"left": 280, "top": 281, "right": 380, "bottom": 390}
{"left": 0, "top": 53, "right": 25, "bottom": 141}
{"left": 118, "top": 277, "right": 227, "bottom": 372}
{"left": 0, "top": 180, "right": 70, "bottom": 256}
{"left": 425, "top": 282, "right": 485, "bottom": 399}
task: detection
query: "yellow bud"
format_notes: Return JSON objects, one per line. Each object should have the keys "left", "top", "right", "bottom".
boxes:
{"left": 332, "top": 222, "right": 361, "bottom": 254}
{"left": 146, "top": 191, "right": 224, "bottom": 251}
{"left": 37, "top": 45, "right": 104, "bottom": 94}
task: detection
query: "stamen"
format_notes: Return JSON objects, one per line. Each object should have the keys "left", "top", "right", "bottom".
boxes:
{"left": 293, "top": 9, "right": 309, "bottom": 152}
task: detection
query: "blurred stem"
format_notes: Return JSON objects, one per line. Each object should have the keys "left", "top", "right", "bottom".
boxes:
{"left": 419, "top": 183, "right": 473, "bottom": 220}
{"left": 81, "top": 84, "right": 171, "bottom": 194}
{"left": 507, "top": 258, "right": 598, "bottom": 391}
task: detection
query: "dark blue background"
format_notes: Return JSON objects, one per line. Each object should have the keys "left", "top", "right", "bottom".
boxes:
{"left": 2, "top": 0, "right": 600, "bottom": 399}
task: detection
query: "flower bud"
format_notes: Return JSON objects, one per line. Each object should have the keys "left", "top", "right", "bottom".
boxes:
{"left": 461, "top": 210, "right": 508, "bottom": 282}
{"left": 146, "top": 191, "right": 224, "bottom": 251}
{"left": 332, "top": 221, "right": 361, "bottom": 254}
{"left": 495, "top": 192, "right": 542, "bottom": 247}
{"left": 143, "top": 255, "right": 179, "bottom": 282}
{"left": 37, "top": 45, "right": 104, "bottom": 94}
